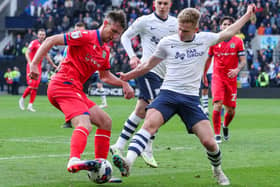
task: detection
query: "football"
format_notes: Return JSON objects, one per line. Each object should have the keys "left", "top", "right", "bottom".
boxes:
{"left": 88, "top": 159, "right": 113, "bottom": 184}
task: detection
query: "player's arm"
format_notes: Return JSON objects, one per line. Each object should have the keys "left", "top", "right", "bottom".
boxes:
{"left": 25, "top": 48, "right": 32, "bottom": 64}
{"left": 121, "top": 18, "right": 142, "bottom": 69}
{"left": 119, "top": 56, "right": 163, "bottom": 81}
{"left": 99, "top": 70, "right": 134, "bottom": 99}
{"left": 228, "top": 55, "right": 246, "bottom": 78}
{"left": 203, "top": 56, "right": 212, "bottom": 86}
{"left": 217, "top": 4, "right": 255, "bottom": 43}
{"left": 45, "top": 54, "right": 58, "bottom": 69}
{"left": 29, "top": 34, "right": 65, "bottom": 80}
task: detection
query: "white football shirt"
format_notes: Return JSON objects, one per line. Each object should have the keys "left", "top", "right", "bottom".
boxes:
{"left": 121, "top": 13, "right": 177, "bottom": 79}
{"left": 153, "top": 32, "right": 220, "bottom": 96}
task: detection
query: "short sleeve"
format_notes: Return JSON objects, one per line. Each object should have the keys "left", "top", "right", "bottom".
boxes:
{"left": 237, "top": 38, "right": 245, "bottom": 56}
{"left": 208, "top": 46, "right": 214, "bottom": 56}
{"left": 64, "top": 31, "right": 92, "bottom": 46}
{"left": 204, "top": 32, "right": 220, "bottom": 47}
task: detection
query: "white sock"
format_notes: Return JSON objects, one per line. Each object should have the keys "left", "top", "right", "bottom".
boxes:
{"left": 127, "top": 128, "right": 151, "bottom": 165}
{"left": 202, "top": 95, "right": 209, "bottom": 109}
{"left": 115, "top": 112, "right": 143, "bottom": 150}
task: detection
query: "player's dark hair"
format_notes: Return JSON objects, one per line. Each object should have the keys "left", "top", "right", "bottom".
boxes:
{"left": 75, "top": 22, "right": 85, "bottom": 28}
{"left": 219, "top": 16, "right": 235, "bottom": 25}
{"left": 106, "top": 10, "right": 127, "bottom": 29}
{"left": 38, "top": 28, "right": 46, "bottom": 33}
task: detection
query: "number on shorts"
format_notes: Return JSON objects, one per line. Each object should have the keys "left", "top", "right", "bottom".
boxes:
{"left": 231, "top": 93, "right": 237, "bottom": 101}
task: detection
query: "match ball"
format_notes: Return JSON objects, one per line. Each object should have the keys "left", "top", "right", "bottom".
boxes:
{"left": 88, "top": 159, "right": 112, "bottom": 184}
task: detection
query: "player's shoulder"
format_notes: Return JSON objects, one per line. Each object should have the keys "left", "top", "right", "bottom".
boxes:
{"left": 160, "top": 34, "right": 178, "bottom": 43}
{"left": 136, "top": 13, "right": 154, "bottom": 22}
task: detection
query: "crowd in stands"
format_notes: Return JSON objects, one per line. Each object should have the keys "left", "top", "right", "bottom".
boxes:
{"left": 2, "top": 0, "right": 280, "bottom": 90}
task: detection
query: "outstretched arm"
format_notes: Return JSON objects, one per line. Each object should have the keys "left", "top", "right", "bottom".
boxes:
{"left": 217, "top": 4, "right": 255, "bottom": 43}
{"left": 99, "top": 70, "right": 134, "bottom": 99}
{"left": 119, "top": 56, "right": 163, "bottom": 81}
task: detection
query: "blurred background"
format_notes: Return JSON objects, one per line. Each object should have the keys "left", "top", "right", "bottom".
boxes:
{"left": 0, "top": 0, "right": 279, "bottom": 97}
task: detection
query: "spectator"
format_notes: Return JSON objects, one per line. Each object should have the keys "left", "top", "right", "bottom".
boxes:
{"left": 4, "top": 68, "right": 13, "bottom": 94}
{"left": 64, "top": 0, "right": 74, "bottom": 18}
{"left": 22, "top": 42, "right": 29, "bottom": 55}
{"left": 3, "top": 42, "right": 15, "bottom": 56}
{"left": 247, "top": 20, "right": 256, "bottom": 40}
{"left": 249, "top": 64, "right": 259, "bottom": 88}
{"left": 264, "top": 23, "right": 272, "bottom": 35}
{"left": 257, "top": 23, "right": 265, "bottom": 35}
{"left": 15, "top": 34, "right": 23, "bottom": 56}
{"left": 86, "top": 0, "right": 96, "bottom": 13}
{"left": 45, "top": 15, "right": 56, "bottom": 35}
{"left": 258, "top": 71, "right": 270, "bottom": 87}
{"left": 11, "top": 66, "right": 21, "bottom": 95}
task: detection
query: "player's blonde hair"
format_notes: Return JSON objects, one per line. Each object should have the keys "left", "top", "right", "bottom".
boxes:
{"left": 178, "top": 8, "right": 201, "bottom": 28}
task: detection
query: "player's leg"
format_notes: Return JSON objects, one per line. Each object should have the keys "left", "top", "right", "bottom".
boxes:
{"left": 88, "top": 104, "right": 112, "bottom": 160}
{"left": 19, "top": 78, "right": 33, "bottom": 110}
{"left": 27, "top": 78, "right": 41, "bottom": 112}
{"left": 113, "top": 108, "right": 164, "bottom": 176}
{"left": 222, "top": 86, "right": 237, "bottom": 141}
{"left": 211, "top": 77, "right": 225, "bottom": 143}
{"left": 27, "top": 88, "right": 38, "bottom": 112}
{"left": 201, "top": 87, "right": 209, "bottom": 115}
{"left": 192, "top": 120, "right": 230, "bottom": 185}
{"left": 111, "top": 99, "right": 146, "bottom": 156}
{"left": 48, "top": 86, "right": 100, "bottom": 173}
{"left": 212, "top": 101, "right": 223, "bottom": 143}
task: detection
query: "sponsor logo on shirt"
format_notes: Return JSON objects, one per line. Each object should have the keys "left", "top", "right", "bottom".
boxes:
{"left": 102, "top": 50, "right": 107, "bottom": 59}
{"left": 71, "top": 31, "right": 82, "bottom": 39}
{"left": 150, "top": 36, "right": 160, "bottom": 45}
{"left": 150, "top": 27, "right": 156, "bottom": 30}
{"left": 175, "top": 49, "right": 205, "bottom": 60}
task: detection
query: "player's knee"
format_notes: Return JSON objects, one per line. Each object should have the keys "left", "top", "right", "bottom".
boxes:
{"left": 98, "top": 116, "right": 112, "bottom": 131}
{"left": 201, "top": 137, "right": 217, "bottom": 151}
{"left": 214, "top": 102, "right": 223, "bottom": 111}
{"left": 227, "top": 108, "right": 235, "bottom": 115}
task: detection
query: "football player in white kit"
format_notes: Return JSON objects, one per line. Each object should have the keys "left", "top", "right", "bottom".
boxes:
{"left": 110, "top": 0, "right": 177, "bottom": 168}
{"left": 112, "top": 5, "right": 256, "bottom": 186}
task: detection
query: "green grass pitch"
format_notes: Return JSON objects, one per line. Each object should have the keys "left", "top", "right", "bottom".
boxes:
{"left": 0, "top": 95, "right": 279, "bottom": 187}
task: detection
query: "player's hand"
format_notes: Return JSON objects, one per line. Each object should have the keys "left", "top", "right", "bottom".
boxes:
{"left": 228, "top": 68, "right": 240, "bottom": 78}
{"left": 129, "top": 56, "right": 141, "bottom": 69}
{"left": 29, "top": 63, "right": 39, "bottom": 80}
{"left": 117, "top": 72, "right": 129, "bottom": 81}
{"left": 203, "top": 74, "right": 208, "bottom": 87}
{"left": 122, "top": 82, "right": 135, "bottom": 99}
{"left": 246, "top": 4, "right": 256, "bottom": 16}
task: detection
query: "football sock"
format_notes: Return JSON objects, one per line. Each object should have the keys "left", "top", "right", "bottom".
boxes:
{"left": 22, "top": 87, "right": 31, "bottom": 98}
{"left": 115, "top": 112, "right": 143, "bottom": 149}
{"left": 224, "top": 111, "right": 235, "bottom": 128}
{"left": 29, "top": 89, "right": 37, "bottom": 104}
{"left": 207, "top": 148, "right": 222, "bottom": 168}
{"left": 201, "top": 95, "right": 209, "bottom": 110}
{"left": 212, "top": 110, "right": 222, "bottom": 135}
{"left": 94, "top": 129, "right": 111, "bottom": 159}
{"left": 127, "top": 128, "right": 151, "bottom": 164}
{"left": 70, "top": 126, "right": 89, "bottom": 159}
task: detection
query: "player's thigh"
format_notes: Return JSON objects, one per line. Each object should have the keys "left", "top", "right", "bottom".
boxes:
{"left": 48, "top": 83, "right": 93, "bottom": 123}
{"left": 89, "top": 105, "right": 112, "bottom": 130}
{"left": 192, "top": 120, "right": 217, "bottom": 150}
{"left": 142, "top": 108, "right": 165, "bottom": 135}
{"left": 223, "top": 82, "right": 237, "bottom": 108}
{"left": 177, "top": 94, "right": 208, "bottom": 133}
{"left": 211, "top": 76, "right": 225, "bottom": 102}
{"left": 146, "top": 90, "right": 177, "bottom": 133}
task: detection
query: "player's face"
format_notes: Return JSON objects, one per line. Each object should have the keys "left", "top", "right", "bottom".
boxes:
{"left": 155, "top": 0, "right": 171, "bottom": 18}
{"left": 178, "top": 22, "right": 198, "bottom": 41}
{"left": 101, "top": 21, "right": 124, "bottom": 43}
{"left": 220, "top": 19, "right": 232, "bottom": 31}
{"left": 37, "top": 31, "right": 46, "bottom": 42}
